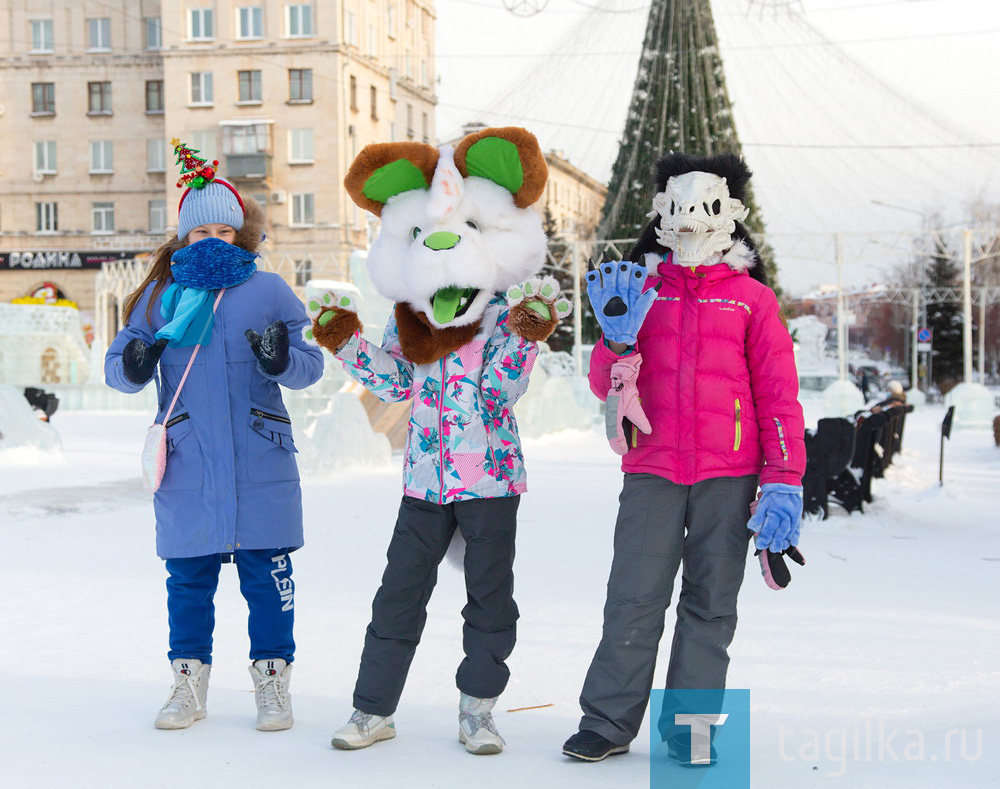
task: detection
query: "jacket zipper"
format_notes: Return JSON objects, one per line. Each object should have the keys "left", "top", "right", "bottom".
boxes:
{"left": 165, "top": 412, "right": 189, "bottom": 428}
{"left": 734, "top": 398, "right": 742, "bottom": 451}
{"left": 438, "top": 358, "right": 446, "bottom": 505}
{"left": 251, "top": 408, "right": 291, "bottom": 424}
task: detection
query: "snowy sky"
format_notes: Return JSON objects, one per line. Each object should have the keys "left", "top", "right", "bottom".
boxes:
{"left": 434, "top": 0, "right": 1000, "bottom": 293}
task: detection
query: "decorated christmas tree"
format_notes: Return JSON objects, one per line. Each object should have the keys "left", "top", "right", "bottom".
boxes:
{"left": 599, "top": 0, "right": 780, "bottom": 290}
{"left": 171, "top": 137, "right": 219, "bottom": 189}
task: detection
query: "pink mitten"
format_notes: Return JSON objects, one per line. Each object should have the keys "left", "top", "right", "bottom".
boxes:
{"left": 606, "top": 354, "right": 652, "bottom": 455}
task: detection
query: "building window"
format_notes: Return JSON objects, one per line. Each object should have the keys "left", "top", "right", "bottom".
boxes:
{"left": 190, "top": 72, "right": 214, "bottom": 105}
{"left": 288, "top": 69, "right": 312, "bottom": 102}
{"left": 345, "top": 11, "right": 357, "bottom": 46}
{"left": 36, "top": 202, "right": 58, "bottom": 233}
{"left": 294, "top": 258, "right": 313, "bottom": 287}
{"left": 288, "top": 129, "right": 314, "bottom": 163}
{"left": 146, "top": 80, "right": 164, "bottom": 112}
{"left": 370, "top": 86, "right": 378, "bottom": 121}
{"left": 222, "top": 123, "right": 270, "bottom": 155}
{"left": 349, "top": 76, "right": 358, "bottom": 112}
{"left": 90, "top": 141, "right": 113, "bottom": 174}
{"left": 287, "top": 4, "right": 314, "bottom": 37}
{"left": 88, "top": 81, "right": 112, "bottom": 114}
{"left": 237, "top": 7, "right": 264, "bottom": 39}
{"left": 87, "top": 18, "right": 111, "bottom": 50}
{"left": 238, "top": 70, "right": 262, "bottom": 102}
{"left": 422, "top": 112, "right": 429, "bottom": 144}
{"left": 406, "top": 104, "right": 414, "bottom": 139}
{"left": 149, "top": 200, "right": 167, "bottom": 233}
{"left": 404, "top": 49, "right": 411, "bottom": 80}
{"left": 290, "top": 193, "right": 314, "bottom": 226}
{"left": 31, "top": 19, "right": 54, "bottom": 52}
{"left": 32, "top": 82, "right": 55, "bottom": 114}
{"left": 147, "top": 139, "right": 166, "bottom": 172}
{"left": 33, "top": 141, "right": 57, "bottom": 174}
{"left": 191, "top": 130, "right": 217, "bottom": 162}
{"left": 387, "top": 5, "right": 396, "bottom": 39}
{"left": 144, "top": 17, "right": 162, "bottom": 49}
{"left": 367, "top": 24, "right": 376, "bottom": 56}
{"left": 92, "top": 202, "right": 115, "bottom": 233}
{"left": 189, "top": 8, "right": 215, "bottom": 40}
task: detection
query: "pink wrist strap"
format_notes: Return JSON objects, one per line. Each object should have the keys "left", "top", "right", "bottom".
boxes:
{"left": 161, "top": 288, "right": 225, "bottom": 426}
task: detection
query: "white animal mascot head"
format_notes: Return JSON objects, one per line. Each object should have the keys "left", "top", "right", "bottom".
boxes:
{"left": 344, "top": 127, "right": 549, "bottom": 334}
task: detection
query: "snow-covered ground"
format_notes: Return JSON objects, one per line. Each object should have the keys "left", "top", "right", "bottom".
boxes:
{"left": 1, "top": 396, "right": 997, "bottom": 788}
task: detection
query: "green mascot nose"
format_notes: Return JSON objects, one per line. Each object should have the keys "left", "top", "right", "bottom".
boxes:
{"left": 423, "top": 231, "right": 461, "bottom": 251}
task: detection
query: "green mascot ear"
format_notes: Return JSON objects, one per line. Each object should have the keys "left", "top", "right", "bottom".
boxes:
{"left": 344, "top": 143, "right": 440, "bottom": 216}
{"left": 454, "top": 127, "right": 548, "bottom": 208}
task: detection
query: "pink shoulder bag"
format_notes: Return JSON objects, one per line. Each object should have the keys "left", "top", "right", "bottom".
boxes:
{"left": 141, "top": 289, "right": 225, "bottom": 492}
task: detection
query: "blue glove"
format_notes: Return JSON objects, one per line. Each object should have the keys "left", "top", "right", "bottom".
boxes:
{"left": 585, "top": 255, "right": 657, "bottom": 346}
{"left": 747, "top": 483, "right": 803, "bottom": 552}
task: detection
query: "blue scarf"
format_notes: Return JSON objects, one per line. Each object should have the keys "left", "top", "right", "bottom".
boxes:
{"left": 156, "top": 238, "right": 258, "bottom": 348}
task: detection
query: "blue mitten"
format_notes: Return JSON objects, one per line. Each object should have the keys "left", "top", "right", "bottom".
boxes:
{"left": 585, "top": 255, "right": 657, "bottom": 345}
{"left": 747, "top": 483, "right": 803, "bottom": 552}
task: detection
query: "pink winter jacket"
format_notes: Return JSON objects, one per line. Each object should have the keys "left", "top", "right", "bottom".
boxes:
{"left": 589, "top": 244, "right": 805, "bottom": 487}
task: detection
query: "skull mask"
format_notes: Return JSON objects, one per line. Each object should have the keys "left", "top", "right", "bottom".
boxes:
{"left": 648, "top": 171, "right": 749, "bottom": 264}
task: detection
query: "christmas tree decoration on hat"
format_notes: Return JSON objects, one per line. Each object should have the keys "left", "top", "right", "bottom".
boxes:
{"left": 171, "top": 137, "right": 219, "bottom": 189}
{"left": 170, "top": 137, "right": 246, "bottom": 241}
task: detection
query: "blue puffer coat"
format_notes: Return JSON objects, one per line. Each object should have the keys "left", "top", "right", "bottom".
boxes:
{"left": 105, "top": 272, "right": 323, "bottom": 559}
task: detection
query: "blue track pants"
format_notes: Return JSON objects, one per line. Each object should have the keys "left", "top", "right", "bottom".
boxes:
{"left": 165, "top": 549, "right": 295, "bottom": 664}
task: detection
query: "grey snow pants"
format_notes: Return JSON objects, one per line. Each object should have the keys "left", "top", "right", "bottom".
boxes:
{"left": 578, "top": 472, "right": 758, "bottom": 745}
{"left": 353, "top": 494, "right": 520, "bottom": 717}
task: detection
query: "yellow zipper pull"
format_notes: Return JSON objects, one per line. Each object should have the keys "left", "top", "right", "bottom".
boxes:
{"left": 734, "top": 398, "right": 742, "bottom": 451}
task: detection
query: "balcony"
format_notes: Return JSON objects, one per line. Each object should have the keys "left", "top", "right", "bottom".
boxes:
{"left": 226, "top": 153, "right": 271, "bottom": 180}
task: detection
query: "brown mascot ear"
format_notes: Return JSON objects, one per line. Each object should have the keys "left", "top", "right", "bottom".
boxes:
{"left": 453, "top": 126, "right": 547, "bottom": 208}
{"left": 344, "top": 142, "right": 440, "bottom": 216}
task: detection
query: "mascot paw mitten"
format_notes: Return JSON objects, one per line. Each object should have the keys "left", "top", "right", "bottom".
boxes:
{"left": 122, "top": 337, "right": 168, "bottom": 385}
{"left": 748, "top": 483, "right": 803, "bottom": 552}
{"left": 304, "top": 290, "right": 363, "bottom": 352}
{"left": 586, "top": 255, "right": 657, "bottom": 346}
{"left": 506, "top": 275, "right": 572, "bottom": 342}
{"left": 755, "top": 545, "right": 806, "bottom": 590}
{"left": 245, "top": 321, "right": 290, "bottom": 376}
{"left": 606, "top": 354, "right": 651, "bottom": 455}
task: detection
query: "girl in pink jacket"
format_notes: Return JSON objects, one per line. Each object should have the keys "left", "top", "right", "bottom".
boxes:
{"left": 563, "top": 154, "right": 805, "bottom": 765}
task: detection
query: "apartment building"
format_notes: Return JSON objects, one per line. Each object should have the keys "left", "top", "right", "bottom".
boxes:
{"left": 0, "top": 0, "right": 437, "bottom": 318}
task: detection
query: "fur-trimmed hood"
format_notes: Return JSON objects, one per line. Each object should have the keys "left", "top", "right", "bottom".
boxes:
{"left": 233, "top": 197, "right": 267, "bottom": 254}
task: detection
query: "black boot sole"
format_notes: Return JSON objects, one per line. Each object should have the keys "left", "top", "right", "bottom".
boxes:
{"left": 562, "top": 744, "right": 630, "bottom": 762}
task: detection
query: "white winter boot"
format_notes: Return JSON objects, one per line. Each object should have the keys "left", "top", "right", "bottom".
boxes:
{"left": 249, "top": 659, "right": 294, "bottom": 731}
{"left": 331, "top": 709, "right": 396, "bottom": 750}
{"left": 459, "top": 693, "right": 505, "bottom": 755}
{"left": 154, "top": 658, "right": 210, "bottom": 730}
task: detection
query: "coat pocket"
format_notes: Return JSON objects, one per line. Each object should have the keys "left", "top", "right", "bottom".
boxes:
{"left": 159, "top": 414, "right": 205, "bottom": 491}
{"left": 247, "top": 407, "right": 299, "bottom": 484}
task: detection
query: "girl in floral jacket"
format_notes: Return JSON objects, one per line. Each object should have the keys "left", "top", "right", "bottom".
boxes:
{"left": 305, "top": 127, "right": 570, "bottom": 755}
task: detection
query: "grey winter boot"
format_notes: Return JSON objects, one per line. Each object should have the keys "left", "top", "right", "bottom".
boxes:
{"left": 331, "top": 709, "right": 396, "bottom": 749}
{"left": 154, "top": 658, "right": 210, "bottom": 730}
{"left": 459, "top": 693, "right": 505, "bottom": 755}
{"left": 249, "top": 659, "right": 294, "bottom": 731}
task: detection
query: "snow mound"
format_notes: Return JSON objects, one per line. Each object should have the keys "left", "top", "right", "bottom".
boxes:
{"left": 0, "top": 384, "right": 61, "bottom": 459}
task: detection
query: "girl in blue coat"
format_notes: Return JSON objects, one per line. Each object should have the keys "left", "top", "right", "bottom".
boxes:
{"left": 105, "top": 143, "right": 323, "bottom": 732}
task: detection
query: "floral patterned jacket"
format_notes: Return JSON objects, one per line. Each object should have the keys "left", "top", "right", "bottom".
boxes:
{"left": 335, "top": 295, "right": 537, "bottom": 503}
